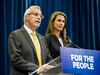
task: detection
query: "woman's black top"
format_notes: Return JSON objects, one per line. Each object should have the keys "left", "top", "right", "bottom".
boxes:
{"left": 45, "top": 35, "right": 72, "bottom": 59}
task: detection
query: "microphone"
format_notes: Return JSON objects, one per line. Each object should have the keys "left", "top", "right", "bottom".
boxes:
{"left": 64, "top": 39, "right": 72, "bottom": 47}
{"left": 65, "top": 37, "right": 82, "bottom": 49}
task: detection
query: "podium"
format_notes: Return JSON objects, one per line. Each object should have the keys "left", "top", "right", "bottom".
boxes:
{"left": 60, "top": 47, "right": 100, "bottom": 75}
{"left": 29, "top": 47, "right": 100, "bottom": 75}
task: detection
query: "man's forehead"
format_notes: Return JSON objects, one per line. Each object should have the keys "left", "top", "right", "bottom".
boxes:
{"left": 31, "top": 8, "right": 41, "bottom": 12}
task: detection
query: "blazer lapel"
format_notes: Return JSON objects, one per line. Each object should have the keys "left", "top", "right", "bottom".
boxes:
{"left": 62, "top": 37, "right": 70, "bottom": 47}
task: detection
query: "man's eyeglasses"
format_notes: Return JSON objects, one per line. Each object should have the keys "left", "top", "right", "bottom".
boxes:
{"left": 27, "top": 12, "right": 44, "bottom": 19}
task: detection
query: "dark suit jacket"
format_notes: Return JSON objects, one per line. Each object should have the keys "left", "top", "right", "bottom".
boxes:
{"left": 8, "top": 26, "right": 54, "bottom": 75}
{"left": 45, "top": 35, "right": 72, "bottom": 59}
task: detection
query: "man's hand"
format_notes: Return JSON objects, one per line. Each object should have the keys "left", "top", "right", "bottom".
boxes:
{"left": 38, "top": 64, "right": 54, "bottom": 74}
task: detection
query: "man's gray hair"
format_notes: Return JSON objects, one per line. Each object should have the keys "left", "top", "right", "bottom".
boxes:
{"left": 23, "top": 6, "right": 40, "bottom": 23}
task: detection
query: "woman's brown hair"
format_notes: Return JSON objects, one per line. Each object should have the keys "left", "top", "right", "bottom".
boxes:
{"left": 45, "top": 12, "right": 68, "bottom": 42}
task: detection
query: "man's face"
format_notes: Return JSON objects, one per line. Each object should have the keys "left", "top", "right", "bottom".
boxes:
{"left": 27, "top": 8, "right": 43, "bottom": 29}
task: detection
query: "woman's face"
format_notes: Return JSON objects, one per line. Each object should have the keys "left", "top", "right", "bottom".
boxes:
{"left": 53, "top": 15, "right": 65, "bottom": 32}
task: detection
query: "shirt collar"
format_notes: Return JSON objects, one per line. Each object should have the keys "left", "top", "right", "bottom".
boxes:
{"left": 24, "top": 25, "right": 36, "bottom": 35}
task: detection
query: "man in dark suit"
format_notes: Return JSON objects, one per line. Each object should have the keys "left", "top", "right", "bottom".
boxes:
{"left": 8, "top": 5, "right": 55, "bottom": 75}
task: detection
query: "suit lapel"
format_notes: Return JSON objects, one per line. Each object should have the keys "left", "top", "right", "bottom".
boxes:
{"left": 21, "top": 27, "right": 37, "bottom": 55}
{"left": 21, "top": 27, "right": 44, "bottom": 64}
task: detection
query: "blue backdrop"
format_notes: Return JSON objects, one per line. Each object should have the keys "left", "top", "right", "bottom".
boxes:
{"left": 1, "top": 0, "right": 100, "bottom": 75}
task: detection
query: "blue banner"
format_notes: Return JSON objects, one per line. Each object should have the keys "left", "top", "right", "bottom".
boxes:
{"left": 60, "top": 47, "right": 100, "bottom": 75}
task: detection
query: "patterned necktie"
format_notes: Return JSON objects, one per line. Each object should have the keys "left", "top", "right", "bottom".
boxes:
{"left": 31, "top": 32, "right": 43, "bottom": 75}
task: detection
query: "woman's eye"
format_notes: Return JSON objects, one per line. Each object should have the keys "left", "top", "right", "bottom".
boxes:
{"left": 63, "top": 20, "right": 65, "bottom": 23}
{"left": 57, "top": 19, "right": 61, "bottom": 22}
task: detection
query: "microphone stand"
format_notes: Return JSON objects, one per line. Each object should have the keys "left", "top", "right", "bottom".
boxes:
{"left": 70, "top": 40, "right": 82, "bottom": 49}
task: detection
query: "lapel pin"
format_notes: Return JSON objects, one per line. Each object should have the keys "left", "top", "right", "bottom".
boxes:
{"left": 39, "top": 37, "right": 41, "bottom": 39}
